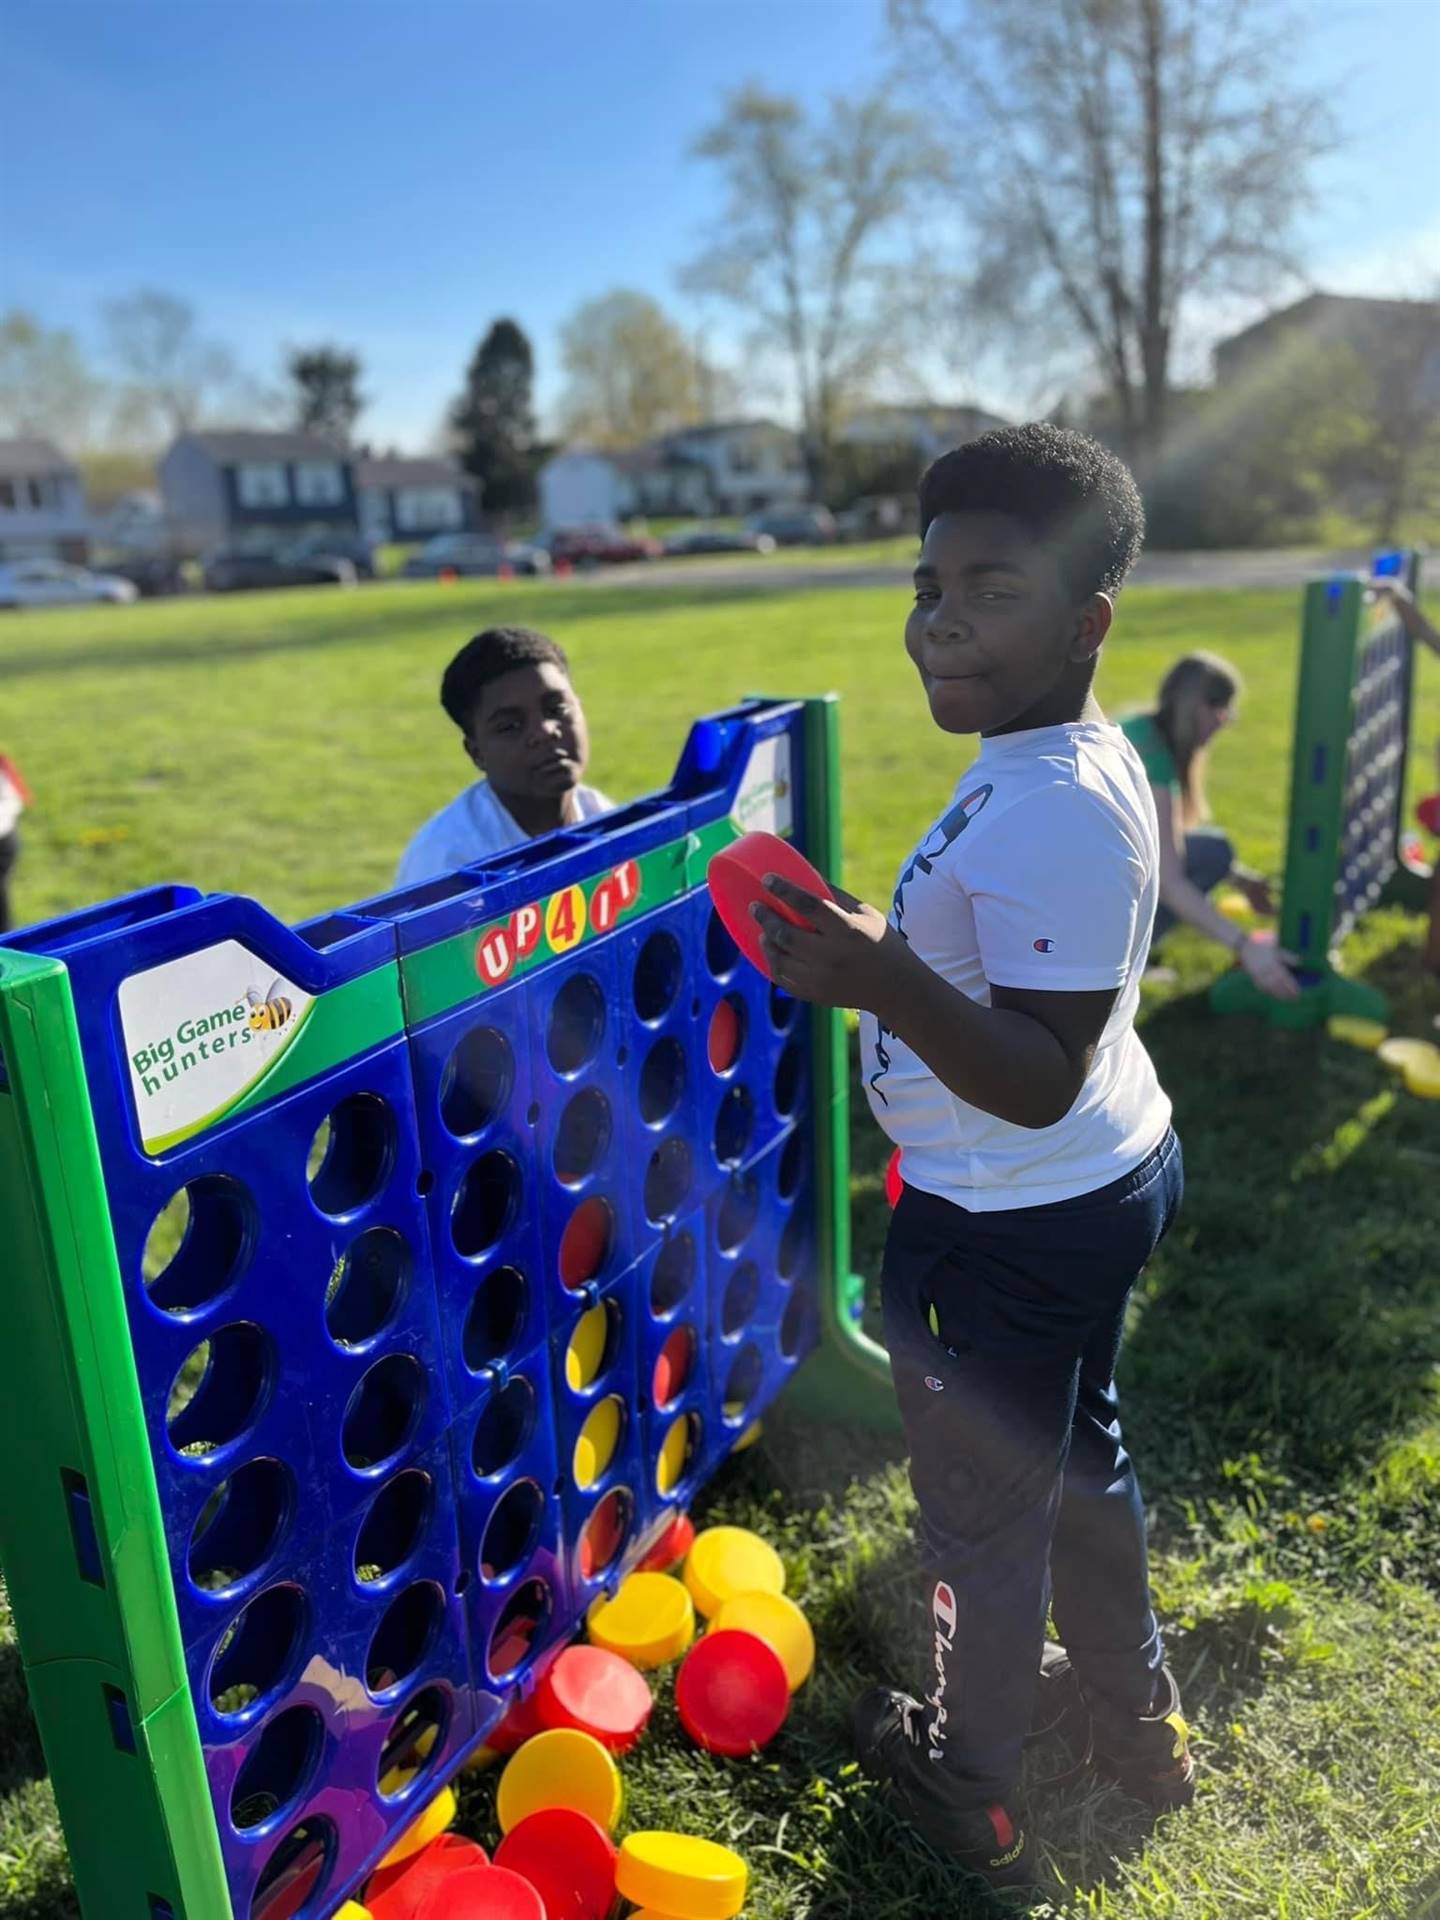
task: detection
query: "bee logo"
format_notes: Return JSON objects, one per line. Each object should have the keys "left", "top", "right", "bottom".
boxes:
{"left": 246, "top": 979, "right": 294, "bottom": 1034}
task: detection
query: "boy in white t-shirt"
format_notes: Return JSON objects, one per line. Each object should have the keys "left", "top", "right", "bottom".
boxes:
{"left": 754, "top": 425, "right": 1190, "bottom": 1891}
{"left": 396, "top": 627, "right": 611, "bottom": 888}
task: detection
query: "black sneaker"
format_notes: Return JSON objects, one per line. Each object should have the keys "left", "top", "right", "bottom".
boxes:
{"left": 1032, "top": 1642, "right": 1195, "bottom": 1809}
{"left": 853, "top": 1688, "right": 1035, "bottom": 1891}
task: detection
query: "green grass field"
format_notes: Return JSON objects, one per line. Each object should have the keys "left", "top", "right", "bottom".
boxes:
{"left": 2, "top": 575, "right": 1438, "bottom": 1919}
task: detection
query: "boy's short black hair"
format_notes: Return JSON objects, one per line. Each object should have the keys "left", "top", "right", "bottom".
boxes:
{"left": 918, "top": 423, "right": 1145, "bottom": 600}
{"left": 440, "top": 627, "right": 571, "bottom": 731}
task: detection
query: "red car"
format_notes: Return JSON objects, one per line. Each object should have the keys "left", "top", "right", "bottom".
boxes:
{"left": 548, "top": 524, "right": 663, "bottom": 567}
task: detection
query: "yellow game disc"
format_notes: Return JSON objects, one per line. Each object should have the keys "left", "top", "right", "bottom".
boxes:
{"left": 731, "top": 1419, "right": 763, "bottom": 1455}
{"left": 616, "top": 1831, "right": 748, "bottom": 1920}
{"left": 1378, "top": 1037, "right": 1440, "bottom": 1073}
{"left": 683, "top": 1526, "right": 786, "bottom": 1619}
{"left": 374, "top": 1782, "right": 455, "bottom": 1869}
{"left": 587, "top": 1571, "right": 695, "bottom": 1670}
{"left": 1215, "top": 890, "right": 1251, "bottom": 923}
{"left": 496, "top": 1726, "right": 622, "bottom": 1835}
{"left": 376, "top": 1718, "right": 441, "bottom": 1799}
{"left": 335, "top": 1907, "right": 372, "bottom": 1919}
{"left": 711, "top": 1589, "right": 815, "bottom": 1691}
{"left": 574, "top": 1394, "right": 623, "bottom": 1489}
{"left": 565, "top": 1302, "right": 610, "bottom": 1392}
{"left": 656, "top": 1413, "right": 693, "bottom": 1496}
{"left": 1403, "top": 1053, "right": 1440, "bottom": 1099}
{"left": 1326, "top": 1015, "right": 1388, "bottom": 1051}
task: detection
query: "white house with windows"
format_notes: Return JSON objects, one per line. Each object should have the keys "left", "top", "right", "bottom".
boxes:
{"left": 354, "top": 457, "right": 478, "bottom": 542}
{"left": 159, "top": 429, "right": 360, "bottom": 551}
{"left": 0, "top": 437, "right": 92, "bottom": 562}
{"left": 538, "top": 419, "right": 809, "bottom": 529}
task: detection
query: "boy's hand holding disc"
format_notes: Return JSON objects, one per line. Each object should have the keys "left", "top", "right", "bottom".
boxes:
{"left": 707, "top": 830, "right": 896, "bottom": 1008}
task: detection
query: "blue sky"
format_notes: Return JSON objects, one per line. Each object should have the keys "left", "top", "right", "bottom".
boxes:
{"left": 2, "top": 0, "right": 1437, "bottom": 448}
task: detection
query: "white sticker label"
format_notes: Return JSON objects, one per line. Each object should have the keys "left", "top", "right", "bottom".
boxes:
{"left": 730, "top": 733, "right": 794, "bottom": 838}
{"left": 118, "top": 940, "right": 312, "bottom": 1153}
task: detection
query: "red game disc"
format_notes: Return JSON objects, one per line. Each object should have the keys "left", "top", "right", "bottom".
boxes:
{"left": 493, "top": 1807, "right": 619, "bottom": 1920}
{"left": 651, "top": 1325, "right": 694, "bottom": 1408}
{"left": 535, "top": 1645, "right": 654, "bottom": 1752}
{"left": 415, "top": 1866, "right": 545, "bottom": 1920}
{"left": 637, "top": 1512, "right": 695, "bottom": 1574}
{"left": 707, "top": 832, "right": 834, "bottom": 982}
{"left": 675, "top": 1628, "right": 790, "bottom": 1757}
{"left": 367, "top": 1834, "right": 491, "bottom": 1920}
{"left": 884, "top": 1148, "right": 904, "bottom": 1210}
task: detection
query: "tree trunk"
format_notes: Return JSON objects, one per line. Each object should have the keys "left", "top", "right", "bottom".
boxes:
{"left": 1137, "top": 0, "right": 1169, "bottom": 458}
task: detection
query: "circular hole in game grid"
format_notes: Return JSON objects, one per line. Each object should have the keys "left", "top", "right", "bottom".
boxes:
{"left": 546, "top": 973, "right": 606, "bottom": 1077}
{"left": 778, "top": 1208, "right": 806, "bottom": 1282}
{"left": 650, "top": 1232, "right": 696, "bottom": 1319}
{"left": 189, "top": 1457, "right": 293, "bottom": 1596}
{"left": 342, "top": 1354, "right": 426, "bottom": 1474}
{"left": 579, "top": 1486, "right": 633, "bottom": 1582}
{"left": 308, "top": 1094, "right": 396, "bottom": 1218}
{"left": 471, "top": 1376, "right": 536, "bottom": 1480}
{"left": 554, "top": 1087, "right": 613, "bottom": 1188}
{"left": 652, "top": 1324, "right": 695, "bottom": 1409}
{"left": 564, "top": 1300, "right": 621, "bottom": 1394}
{"left": 168, "top": 1324, "right": 274, "bottom": 1460}
{"left": 634, "top": 930, "right": 683, "bottom": 1023}
{"left": 714, "top": 1085, "right": 756, "bottom": 1168}
{"left": 366, "top": 1580, "right": 446, "bottom": 1697}
{"left": 559, "top": 1196, "right": 614, "bottom": 1291}
{"left": 376, "top": 1684, "right": 450, "bottom": 1800}
{"left": 638, "top": 1037, "right": 687, "bottom": 1128}
{"left": 451, "top": 1150, "right": 520, "bottom": 1259}
{"left": 706, "top": 994, "right": 746, "bottom": 1076}
{"left": 769, "top": 981, "right": 799, "bottom": 1032}
{"left": 706, "top": 908, "right": 739, "bottom": 981}
{"left": 716, "top": 1172, "right": 760, "bottom": 1254}
{"left": 143, "top": 1176, "right": 255, "bottom": 1316}
{"left": 721, "top": 1261, "right": 761, "bottom": 1339}
{"left": 723, "top": 1345, "right": 764, "bottom": 1426}
{"left": 780, "top": 1287, "right": 813, "bottom": 1360}
{"left": 774, "top": 1041, "right": 803, "bottom": 1118}
{"left": 574, "top": 1394, "right": 627, "bottom": 1489}
{"left": 656, "top": 1412, "right": 703, "bottom": 1498}
{"left": 644, "top": 1137, "right": 693, "bottom": 1225}
{"left": 778, "top": 1129, "right": 805, "bottom": 1202}
{"left": 440, "top": 1025, "right": 516, "bottom": 1141}
{"left": 487, "top": 1576, "right": 553, "bottom": 1681}
{"left": 325, "top": 1227, "right": 411, "bottom": 1351}
{"left": 230, "top": 1704, "right": 324, "bottom": 1833}
{"left": 354, "top": 1470, "right": 433, "bottom": 1587}
{"left": 209, "top": 1582, "right": 308, "bottom": 1719}
{"left": 250, "top": 1816, "right": 336, "bottom": 1920}
{"left": 480, "top": 1478, "right": 544, "bottom": 1582}
{"left": 462, "top": 1266, "right": 528, "bottom": 1373}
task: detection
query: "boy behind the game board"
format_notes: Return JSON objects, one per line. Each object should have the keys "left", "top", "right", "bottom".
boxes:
{"left": 753, "top": 425, "right": 1191, "bottom": 1892}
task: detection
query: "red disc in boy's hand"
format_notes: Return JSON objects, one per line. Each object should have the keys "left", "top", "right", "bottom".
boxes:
{"left": 707, "top": 832, "right": 833, "bottom": 982}
{"left": 675, "top": 1628, "right": 790, "bottom": 1756}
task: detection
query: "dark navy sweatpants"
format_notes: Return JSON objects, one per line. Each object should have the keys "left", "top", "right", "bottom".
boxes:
{"left": 879, "top": 1128, "right": 1184, "bottom": 1806}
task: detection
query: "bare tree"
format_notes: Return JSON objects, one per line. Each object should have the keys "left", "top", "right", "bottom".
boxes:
{"left": 0, "top": 310, "right": 103, "bottom": 445}
{"left": 104, "top": 289, "right": 240, "bottom": 442}
{"left": 685, "top": 86, "right": 939, "bottom": 492}
{"left": 891, "top": 0, "right": 1334, "bottom": 455}
{"left": 559, "top": 290, "right": 727, "bottom": 447}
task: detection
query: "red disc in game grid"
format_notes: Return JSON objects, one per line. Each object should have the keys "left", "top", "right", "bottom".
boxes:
{"left": 415, "top": 1866, "right": 544, "bottom": 1920}
{"left": 675, "top": 1628, "right": 790, "bottom": 1756}
{"left": 637, "top": 1511, "right": 695, "bottom": 1573}
{"left": 493, "top": 1807, "right": 619, "bottom": 1919}
{"left": 535, "top": 1644, "right": 654, "bottom": 1752}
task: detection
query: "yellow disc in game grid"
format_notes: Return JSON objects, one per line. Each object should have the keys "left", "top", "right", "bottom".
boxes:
{"left": 496, "top": 1726, "right": 622, "bottom": 1834}
{"left": 711, "top": 1588, "right": 815, "bottom": 1691}
{"left": 374, "top": 1781, "right": 455, "bottom": 1868}
{"left": 616, "top": 1831, "right": 748, "bottom": 1919}
{"left": 565, "top": 1302, "right": 610, "bottom": 1391}
{"left": 587, "top": 1572, "right": 695, "bottom": 1669}
{"left": 574, "top": 1394, "right": 623, "bottom": 1488}
{"left": 683, "top": 1525, "right": 785, "bottom": 1619}
{"left": 656, "top": 1413, "right": 692, "bottom": 1496}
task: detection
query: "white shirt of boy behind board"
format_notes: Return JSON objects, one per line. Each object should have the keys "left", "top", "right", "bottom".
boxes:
{"left": 396, "top": 780, "right": 612, "bottom": 888}
{"left": 859, "top": 719, "right": 1172, "bottom": 1211}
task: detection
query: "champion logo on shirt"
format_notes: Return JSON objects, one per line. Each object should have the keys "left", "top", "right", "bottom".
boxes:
{"left": 1033, "top": 937, "right": 1056, "bottom": 953}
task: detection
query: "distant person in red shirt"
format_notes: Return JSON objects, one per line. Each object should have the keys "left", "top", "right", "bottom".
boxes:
{"left": 0, "top": 754, "right": 27, "bottom": 935}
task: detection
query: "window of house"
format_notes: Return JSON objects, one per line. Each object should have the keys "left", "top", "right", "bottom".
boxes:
{"left": 396, "top": 488, "right": 463, "bottom": 532}
{"left": 293, "top": 462, "right": 345, "bottom": 506}
{"left": 26, "top": 477, "right": 57, "bottom": 509}
{"left": 0, "top": 480, "right": 15, "bottom": 511}
{"left": 728, "top": 440, "right": 758, "bottom": 474}
{"left": 236, "top": 463, "right": 290, "bottom": 508}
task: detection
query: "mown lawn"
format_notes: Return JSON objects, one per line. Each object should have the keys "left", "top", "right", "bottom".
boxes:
{"left": 2, "top": 574, "right": 1438, "bottom": 1919}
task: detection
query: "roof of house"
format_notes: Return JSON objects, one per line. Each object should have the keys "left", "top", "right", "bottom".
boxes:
{"left": 1216, "top": 291, "right": 1440, "bottom": 355}
{"left": 174, "top": 429, "right": 350, "bottom": 464}
{"left": 0, "top": 436, "right": 76, "bottom": 475}
{"left": 355, "top": 456, "right": 473, "bottom": 491}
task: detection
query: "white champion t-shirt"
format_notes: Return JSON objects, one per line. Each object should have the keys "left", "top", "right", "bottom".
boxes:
{"left": 858, "top": 719, "right": 1171, "bottom": 1211}
{"left": 396, "top": 781, "right": 612, "bottom": 887}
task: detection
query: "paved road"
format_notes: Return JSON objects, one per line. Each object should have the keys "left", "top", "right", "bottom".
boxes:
{"left": 568, "top": 547, "right": 1383, "bottom": 596}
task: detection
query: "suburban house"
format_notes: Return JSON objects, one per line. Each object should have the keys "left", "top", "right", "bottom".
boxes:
{"left": 838, "top": 403, "right": 1008, "bottom": 460}
{"left": 538, "top": 419, "right": 808, "bottom": 528}
{"left": 1214, "top": 293, "right": 1440, "bottom": 400}
{"left": 158, "top": 429, "right": 360, "bottom": 551}
{"left": 354, "top": 456, "right": 479, "bottom": 543}
{"left": 0, "top": 437, "right": 91, "bottom": 562}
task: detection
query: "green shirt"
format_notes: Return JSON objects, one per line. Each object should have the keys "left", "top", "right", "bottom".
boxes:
{"left": 1120, "top": 713, "right": 1179, "bottom": 794}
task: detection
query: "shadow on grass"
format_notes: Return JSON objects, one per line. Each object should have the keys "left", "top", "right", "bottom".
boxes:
{"left": 0, "top": 1640, "right": 46, "bottom": 1800}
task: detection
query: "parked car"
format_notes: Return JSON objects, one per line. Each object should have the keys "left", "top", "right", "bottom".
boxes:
{"left": 95, "top": 554, "right": 191, "bottom": 597}
{"left": 662, "top": 524, "right": 777, "bottom": 558}
{"left": 403, "top": 534, "right": 551, "bottom": 579}
{"left": 0, "top": 559, "right": 139, "bottom": 608}
{"left": 548, "top": 525, "right": 663, "bottom": 567}
{"left": 745, "top": 506, "right": 838, "bottom": 547}
{"left": 201, "top": 548, "right": 355, "bottom": 593}
{"left": 287, "top": 532, "right": 377, "bottom": 579}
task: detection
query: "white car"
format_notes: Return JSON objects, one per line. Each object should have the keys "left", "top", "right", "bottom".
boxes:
{"left": 0, "top": 559, "right": 140, "bottom": 609}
